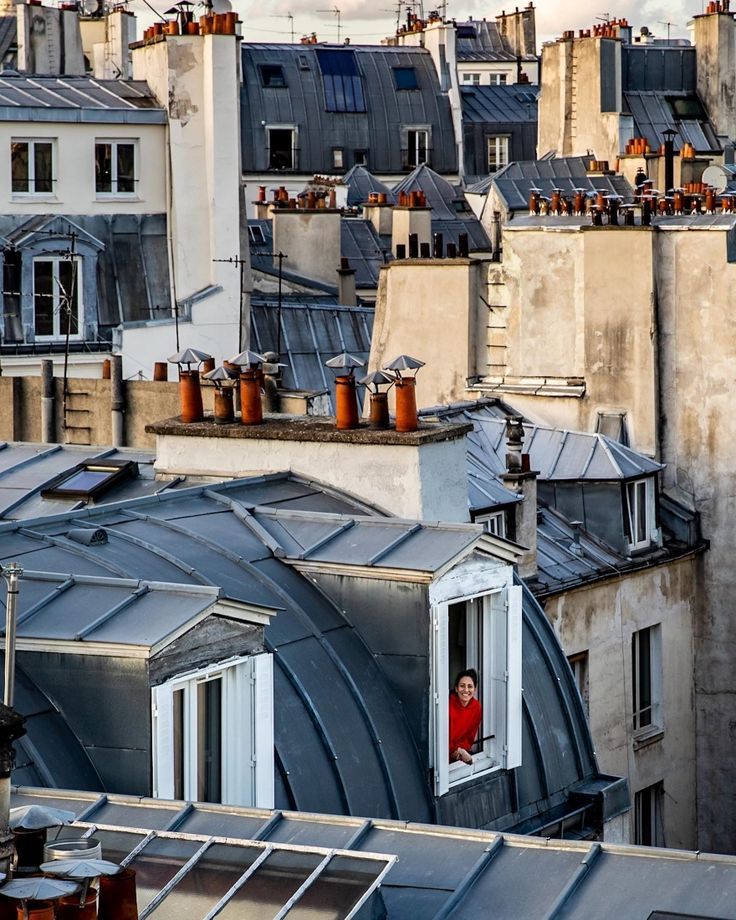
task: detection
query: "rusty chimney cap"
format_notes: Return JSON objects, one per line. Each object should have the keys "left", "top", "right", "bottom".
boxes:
{"left": 325, "top": 351, "right": 366, "bottom": 372}
{"left": 230, "top": 350, "right": 266, "bottom": 367}
{"left": 168, "top": 348, "right": 213, "bottom": 367}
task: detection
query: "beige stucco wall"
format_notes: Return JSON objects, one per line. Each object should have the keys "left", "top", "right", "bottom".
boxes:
{"left": 368, "top": 258, "right": 482, "bottom": 409}
{"left": 544, "top": 555, "right": 699, "bottom": 849}
{"left": 693, "top": 12, "right": 736, "bottom": 142}
{"left": 0, "top": 122, "right": 166, "bottom": 215}
{"left": 271, "top": 210, "right": 342, "bottom": 287}
{"left": 498, "top": 226, "right": 658, "bottom": 454}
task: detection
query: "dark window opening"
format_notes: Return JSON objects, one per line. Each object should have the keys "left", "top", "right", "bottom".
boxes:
{"left": 354, "top": 149, "right": 367, "bottom": 166}
{"left": 393, "top": 66, "right": 418, "bottom": 90}
{"left": 667, "top": 96, "right": 706, "bottom": 121}
{"left": 33, "top": 258, "right": 81, "bottom": 339}
{"left": 2, "top": 249, "right": 22, "bottom": 344}
{"left": 173, "top": 688, "right": 185, "bottom": 800}
{"left": 248, "top": 225, "right": 266, "bottom": 244}
{"left": 197, "top": 677, "right": 222, "bottom": 804}
{"left": 456, "top": 24, "right": 477, "bottom": 38}
{"left": 12, "top": 140, "right": 53, "bottom": 194}
{"left": 259, "top": 64, "right": 286, "bottom": 88}
{"left": 268, "top": 128, "right": 295, "bottom": 170}
{"left": 316, "top": 48, "right": 366, "bottom": 113}
{"left": 95, "top": 142, "right": 135, "bottom": 195}
{"left": 403, "top": 129, "right": 429, "bottom": 168}
{"left": 41, "top": 458, "right": 138, "bottom": 501}
{"left": 298, "top": 54, "right": 309, "bottom": 70}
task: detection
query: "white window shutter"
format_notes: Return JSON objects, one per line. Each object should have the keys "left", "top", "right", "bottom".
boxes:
{"left": 151, "top": 684, "right": 174, "bottom": 799}
{"left": 505, "top": 585, "right": 523, "bottom": 770}
{"left": 253, "top": 653, "right": 275, "bottom": 809}
{"left": 432, "top": 607, "right": 449, "bottom": 796}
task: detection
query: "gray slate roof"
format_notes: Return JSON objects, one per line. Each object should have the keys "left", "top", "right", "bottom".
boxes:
{"left": 622, "top": 45, "right": 696, "bottom": 93}
{"left": 342, "top": 164, "right": 393, "bottom": 206}
{"left": 0, "top": 15, "right": 16, "bottom": 65}
{"left": 13, "top": 787, "right": 736, "bottom": 920}
{"left": 455, "top": 18, "right": 537, "bottom": 63}
{"left": 460, "top": 84, "right": 538, "bottom": 124}
{"left": 250, "top": 297, "right": 374, "bottom": 411}
{"left": 490, "top": 156, "right": 634, "bottom": 213}
{"left": 240, "top": 43, "right": 458, "bottom": 175}
{"left": 0, "top": 74, "right": 164, "bottom": 123}
{"left": 0, "top": 472, "right": 603, "bottom": 832}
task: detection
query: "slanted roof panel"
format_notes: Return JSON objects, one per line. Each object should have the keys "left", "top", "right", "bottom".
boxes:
{"left": 460, "top": 84, "right": 539, "bottom": 124}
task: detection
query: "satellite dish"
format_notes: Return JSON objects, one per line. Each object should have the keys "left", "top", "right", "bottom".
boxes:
{"left": 211, "top": 0, "right": 231, "bottom": 11}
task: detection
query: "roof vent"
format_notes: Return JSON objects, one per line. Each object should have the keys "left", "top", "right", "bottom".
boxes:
{"left": 67, "top": 528, "right": 108, "bottom": 546}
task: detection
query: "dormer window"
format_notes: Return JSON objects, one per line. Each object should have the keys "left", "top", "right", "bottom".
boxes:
{"left": 393, "top": 67, "right": 418, "bottom": 90}
{"left": 259, "top": 64, "right": 286, "bottom": 88}
{"left": 624, "top": 477, "right": 655, "bottom": 551}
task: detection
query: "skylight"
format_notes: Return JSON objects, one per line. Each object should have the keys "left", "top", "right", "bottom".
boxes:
{"left": 41, "top": 459, "right": 138, "bottom": 501}
{"left": 393, "top": 67, "right": 419, "bottom": 90}
{"left": 315, "top": 49, "right": 366, "bottom": 114}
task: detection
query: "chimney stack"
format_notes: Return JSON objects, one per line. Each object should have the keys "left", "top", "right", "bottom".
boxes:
{"left": 337, "top": 257, "right": 357, "bottom": 306}
{"left": 392, "top": 197, "right": 432, "bottom": 257}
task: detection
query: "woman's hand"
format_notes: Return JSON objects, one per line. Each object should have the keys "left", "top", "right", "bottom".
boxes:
{"left": 451, "top": 748, "right": 473, "bottom": 765}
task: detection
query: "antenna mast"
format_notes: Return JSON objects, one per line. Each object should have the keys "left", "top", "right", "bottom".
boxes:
{"left": 317, "top": 5, "right": 341, "bottom": 42}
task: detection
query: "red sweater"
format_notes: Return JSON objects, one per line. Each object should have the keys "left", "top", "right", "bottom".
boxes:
{"left": 449, "top": 693, "right": 482, "bottom": 755}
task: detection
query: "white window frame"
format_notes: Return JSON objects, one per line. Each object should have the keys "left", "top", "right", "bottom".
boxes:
{"left": 432, "top": 584, "right": 522, "bottom": 796}
{"left": 625, "top": 477, "right": 655, "bottom": 551}
{"left": 567, "top": 650, "right": 589, "bottom": 716}
{"left": 476, "top": 511, "right": 506, "bottom": 539}
{"left": 11, "top": 138, "right": 56, "bottom": 198}
{"left": 462, "top": 72, "right": 481, "bottom": 85}
{"left": 32, "top": 256, "right": 83, "bottom": 342}
{"left": 490, "top": 73, "right": 509, "bottom": 86}
{"left": 95, "top": 138, "right": 138, "bottom": 198}
{"left": 266, "top": 124, "right": 298, "bottom": 170}
{"left": 632, "top": 624, "right": 662, "bottom": 736}
{"left": 152, "top": 654, "right": 274, "bottom": 809}
{"left": 406, "top": 128, "right": 429, "bottom": 168}
{"left": 487, "top": 135, "right": 510, "bottom": 173}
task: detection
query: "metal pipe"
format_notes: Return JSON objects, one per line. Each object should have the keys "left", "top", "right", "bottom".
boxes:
{"left": 2, "top": 562, "right": 23, "bottom": 708}
{"left": 111, "top": 355, "right": 124, "bottom": 447}
{"left": 41, "top": 359, "right": 55, "bottom": 444}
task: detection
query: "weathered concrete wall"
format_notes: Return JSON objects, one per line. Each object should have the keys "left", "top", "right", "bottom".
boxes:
{"left": 693, "top": 12, "right": 736, "bottom": 143}
{"left": 271, "top": 209, "right": 342, "bottom": 287}
{"left": 0, "top": 376, "right": 213, "bottom": 449}
{"left": 544, "top": 556, "right": 699, "bottom": 849}
{"left": 499, "top": 226, "right": 658, "bottom": 455}
{"left": 655, "top": 226, "right": 736, "bottom": 853}
{"left": 369, "top": 258, "right": 482, "bottom": 409}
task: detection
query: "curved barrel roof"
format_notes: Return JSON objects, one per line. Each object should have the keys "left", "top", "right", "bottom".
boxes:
{"left": 0, "top": 472, "right": 608, "bottom": 830}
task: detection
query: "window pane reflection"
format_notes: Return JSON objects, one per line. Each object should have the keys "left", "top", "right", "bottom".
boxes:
{"left": 286, "top": 855, "right": 385, "bottom": 920}
{"left": 127, "top": 837, "right": 201, "bottom": 913}
{"left": 215, "top": 850, "right": 323, "bottom": 920}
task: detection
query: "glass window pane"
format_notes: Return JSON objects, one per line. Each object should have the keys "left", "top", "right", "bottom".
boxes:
{"left": 11, "top": 142, "right": 29, "bottom": 192}
{"left": 127, "top": 837, "right": 201, "bottom": 913}
{"left": 55, "top": 469, "right": 111, "bottom": 492}
{"left": 117, "top": 144, "right": 135, "bottom": 193}
{"left": 96, "top": 143, "right": 112, "bottom": 192}
{"left": 59, "top": 260, "right": 80, "bottom": 336}
{"left": 636, "top": 481, "right": 647, "bottom": 543}
{"left": 148, "top": 844, "right": 262, "bottom": 920}
{"left": 34, "top": 261, "right": 54, "bottom": 336}
{"left": 174, "top": 688, "right": 185, "bottom": 800}
{"left": 215, "top": 850, "right": 323, "bottom": 920}
{"left": 34, "top": 143, "right": 53, "bottom": 193}
{"left": 93, "top": 830, "right": 147, "bottom": 863}
{"left": 287, "top": 855, "right": 385, "bottom": 920}
{"left": 197, "top": 678, "right": 222, "bottom": 803}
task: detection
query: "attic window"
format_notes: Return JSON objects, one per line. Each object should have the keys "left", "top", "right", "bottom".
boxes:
{"left": 315, "top": 49, "right": 366, "bottom": 114}
{"left": 259, "top": 64, "right": 286, "bottom": 88}
{"left": 667, "top": 96, "right": 706, "bottom": 121}
{"left": 393, "top": 67, "right": 418, "bottom": 90}
{"left": 456, "top": 24, "right": 477, "bottom": 38}
{"left": 248, "top": 225, "right": 266, "bottom": 244}
{"left": 298, "top": 54, "right": 310, "bottom": 70}
{"left": 41, "top": 459, "right": 138, "bottom": 501}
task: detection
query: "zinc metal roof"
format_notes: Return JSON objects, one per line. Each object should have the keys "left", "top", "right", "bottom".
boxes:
{"left": 491, "top": 156, "right": 633, "bottom": 213}
{"left": 0, "top": 572, "right": 229, "bottom": 649}
{"left": 460, "top": 84, "right": 538, "bottom": 124}
{"left": 623, "top": 91, "right": 721, "bottom": 154}
{"left": 0, "top": 444, "right": 188, "bottom": 521}
{"left": 0, "top": 74, "right": 165, "bottom": 123}
{"left": 342, "top": 164, "right": 393, "bottom": 206}
{"left": 425, "top": 401, "right": 662, "bottom": 482}
{"left": 455, "top": 18, "right": 537, "bottom": 63}
{"left": 0, "top": 15, "right": 16, "bottom": 64}
{"left": 240, "top": 43, "right": 458, "bottom": 176}
{"left": 340, "top": 218, "right": 388, "bottom": 288}
{"left": 14, "top": 787, "right": 736, "bottom": 920}
{"left": 622, "top": 45, "right": 696, "bottom": 93}
{"left": 250, "top": 299, "right": 374, "bottom": 411}
{"left": 0, "top": 470, "right": 605, "bottom": 832}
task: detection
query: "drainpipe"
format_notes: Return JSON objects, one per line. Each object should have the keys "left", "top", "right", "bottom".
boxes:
{"left": 111, "top": 355, "right": 124, "bottom": 447}
{"left": 40, "top": 359, "right": 55, "bottom": 444}
{"left": 2, "top": 563, "right": 22, "bottom": 709}
{"left": 0, "top": 701, "right": 25, "bottom": 877}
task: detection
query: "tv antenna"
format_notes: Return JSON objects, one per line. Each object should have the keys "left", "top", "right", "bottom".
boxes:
{"left": 595, "top": 12, "right": 610, "bottom": 22}
{"left": 317, "top": 5, "right": 341, "bottom": 42}
{"left": 271, "top": 11, "right": 295, "bottom": 43}
{"left": 659, "top": 20, "right": 676, "bottom": 40}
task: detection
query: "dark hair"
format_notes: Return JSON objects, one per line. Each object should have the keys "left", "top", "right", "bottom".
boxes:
{"left": 453, "top": 668, "right": 478, "bottom": 691}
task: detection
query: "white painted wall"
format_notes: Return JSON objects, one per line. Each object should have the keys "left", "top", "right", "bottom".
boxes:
{"left": 0, "top": 122, "right": 166, "bottom": 215}
{"left": 153, "top": 429, "right": 471, "bottom": 522}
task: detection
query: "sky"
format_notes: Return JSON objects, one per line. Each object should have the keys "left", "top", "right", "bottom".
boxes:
{"left": 130, "top": 0, "right": 708, "bottom": 45}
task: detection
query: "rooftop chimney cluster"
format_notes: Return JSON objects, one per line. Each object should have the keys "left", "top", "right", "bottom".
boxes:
{"left": 264, "top": 185, "right": 338, "bottom": 210}
{"left": 560, "top": 18, "right": 630, "bottom": 41}
{"left": 705, "top": 0, "right": 730, "bottom": 13}
{"left": 141, "top": 10, "right": 239, "bottom": 40}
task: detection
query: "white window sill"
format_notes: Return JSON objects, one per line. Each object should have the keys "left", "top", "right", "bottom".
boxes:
{"left": 448, "top": 754, "right": 502, "bottom": 788}
{"left": 95, "top": 194, "right": 140, "bottom": 201}
{"left": 633, "top": 725, "right": 664, "bottom": 750}
{"left": 12, "top": 194, "right": 57, "bottom": 202}
{"left": 34, "top": 336, "right": 83, "bottom": 343}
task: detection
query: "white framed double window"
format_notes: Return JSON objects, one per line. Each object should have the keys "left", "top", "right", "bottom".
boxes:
{"left": 624, "top": 477, "right": 655, "bottom": 551}
{"left": 95, "top": 140, "right": 137, "bottom": 197}
{"left": 33, "top": 257, "right": 82, "bottom": 341}
{"left": 11, "top": 138, "right": 55, "bottom": 196}
{"left": 487, "top": 135, "right": 509, "bottom": 173}
{"left": 405, "top": 128, "right": 429, "bottom": 168}
{"left": 432, "top": 585, "right": 522, "bottom": 795}
{"left": 476, "top": 511, "right": 506, "bottom": 539}
{"left": 462, "top": 72, "right": 481, "bottom": 85}
{"left": 152, "top": 654, "right": 274, "bottom": 808}
{"left": 632, "top": 624, "right": 662, "bottom": 735}
{"left": 490, "top": 73, "right": 509, "bottom": 86}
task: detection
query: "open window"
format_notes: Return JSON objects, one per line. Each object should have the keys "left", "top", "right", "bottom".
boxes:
{"left": 95, "top": 140, "right": 137, "bottom": 197}
{"left": 623, "top": 477, "right": 655, "bottom": 552}
{"left": 267, "top": 127, "right": 297, "bottom": 170}
{"left": 11, "top": 138, "right": 54, "bottom": 196}
{"left": 33, "top": 257, "right": 82, "bottom": 341}
{"left": 632, "top": 624, "right": 662, "bottom": 738}
{"left": 152, "top": 654, "right": 274, "bottom": 808}
{"left": 403, "top": 128, "right": 429, "bottom": 169}
{"left": 432, "top": 585, "right": 522, "bottom": 795}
